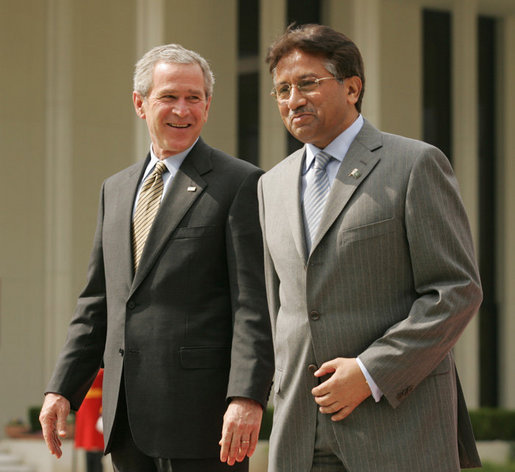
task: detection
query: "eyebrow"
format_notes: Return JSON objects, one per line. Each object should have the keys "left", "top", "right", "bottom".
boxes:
{"left": 156, "top": 87, "right": 205, "bottom": 96}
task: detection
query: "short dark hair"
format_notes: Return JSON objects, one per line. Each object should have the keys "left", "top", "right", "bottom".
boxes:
{"left": 266, "top": 24, "right": 365, "bottom": 112}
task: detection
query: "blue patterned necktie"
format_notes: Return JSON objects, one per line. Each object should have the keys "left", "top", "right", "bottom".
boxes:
{"left": 303, "top": 151, "right": 332, "bottom": 253}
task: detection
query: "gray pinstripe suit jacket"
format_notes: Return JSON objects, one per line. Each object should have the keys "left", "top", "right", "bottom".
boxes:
{"left": 258, "top": 120, "right": 482, "bottom": 472}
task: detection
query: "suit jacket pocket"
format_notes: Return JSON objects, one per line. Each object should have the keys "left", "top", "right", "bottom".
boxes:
{"left": 174, "top": 225, "right": 218, "bottom": 239}
{"left": 340, "top": 217, "right": 400, "bottom": 244}
{"left": 179, "top": 346, "right": 231, "bottom": 369}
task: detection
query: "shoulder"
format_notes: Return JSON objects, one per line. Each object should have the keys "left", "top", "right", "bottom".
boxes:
{"left": 261, "top": 147, "right": 304, "bottom": 182}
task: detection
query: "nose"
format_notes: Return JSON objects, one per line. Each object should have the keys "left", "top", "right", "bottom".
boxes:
{"left": 287, "top": 85, "right": 307, "bottom": 110}
{"left": 172, "top": 98, "right": 189, "bottom": 116}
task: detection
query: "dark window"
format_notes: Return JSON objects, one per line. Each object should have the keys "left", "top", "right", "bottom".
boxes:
{"left": 238, "top": 72, "right": 260, "bottom": 165}
{"left": 423, "top": 9, "right": 452, "bottom": 161}
{"left": 286, "top": 0, "right": 321, "bottom": 154}
{"left": 237, "top": 0, "right": 259, "bottom": 165}
{"left": 287, "top": 0, "right": 320, "bottom": 27}
{"left": 238, "top": 0, "right": 259, "bottom": 57}
{"left": 478, "top": 15, "right": 498, "bottom": 407}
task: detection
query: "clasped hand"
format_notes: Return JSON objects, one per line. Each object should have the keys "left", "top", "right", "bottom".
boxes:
{"left": 311, "top": 357, "right": 371, "bottom": 421}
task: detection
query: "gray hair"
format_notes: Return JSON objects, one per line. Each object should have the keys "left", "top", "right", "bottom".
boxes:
{"left": 133, "top": 44, "right": 215, "bottom": 98}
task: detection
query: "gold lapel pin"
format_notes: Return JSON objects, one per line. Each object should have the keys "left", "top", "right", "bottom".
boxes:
{"left": 187, "top": 186, "right": 197, "bottom": 192}
{"left": 348, "top": 168, "right": 361, "bottom": 179}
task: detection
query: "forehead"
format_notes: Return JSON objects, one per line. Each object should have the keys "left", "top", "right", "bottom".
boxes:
{"left": 151, "top": 61, "right": 205, "bottom": 92}
{"left": 274, "top": 50, "right": 330, "bottom": 81}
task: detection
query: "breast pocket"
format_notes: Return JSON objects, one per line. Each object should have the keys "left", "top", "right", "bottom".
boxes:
{"left": 339, "top": 217, "right": 401, "bottom": 245}
{"left": 173, "top": 225, "right": 219, "bottom": 240}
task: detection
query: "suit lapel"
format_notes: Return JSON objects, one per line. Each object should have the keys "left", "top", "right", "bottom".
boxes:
{"left": 310, "top": 120, "right": 383, "bottom": 253}
{"left": 130, "top": 139, "right": 211, "bottom": 296}
{"left": 282, "top": 148, "right": 309, "bottom": 261}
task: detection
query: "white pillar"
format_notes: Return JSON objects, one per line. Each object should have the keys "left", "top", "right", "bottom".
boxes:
{"left": 44, "top": 0, "right": 74, "bottom": 378}
{"left": 134, "top": 0, "right": 165, "bottom": 161}
{"left": 259, "top": 0, "right": 287, "bottom": 170}
{"left": 499, "top": 16, "right": 515, "bottom": 408}
{"left": 451, "top": 0, "right": 480, "bottom": 407}
{"left": 349, "top": 0, "right": 382, "bottom": 128}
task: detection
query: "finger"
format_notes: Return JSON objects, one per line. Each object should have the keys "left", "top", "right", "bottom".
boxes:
{"left": 56, "top": 415, "right": 68, "bottom": 439}
{"left": 313, "top": 393, "right": 334, "bottom": 406}
{"left": 219, "top": 430, "right": 232, "bottom": 463}
{"left": 314, "top": 361, "right": 336, "bottom": 378}
{"left": 331, "top": 406, "right": 351, "bottom": 422}
{"left": 227, "top": 431, "right": 242, "bottom": 466}
{"left": 247, "top": 429, "right": 259, "bottom": 457}
{"left": 40, "top": 416, "right": 60, "bottom": 457}
{"left": 236, "top": 437, "right": 250, "bottom": 462}
{"left": 319, "top": 401, "right": 341, "bottom": 414}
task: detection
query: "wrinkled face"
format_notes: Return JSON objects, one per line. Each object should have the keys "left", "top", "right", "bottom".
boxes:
{"left": 133, "top": 62, "right": 211, "bottom": 159}
{"left": 273, "top": 49, "right": 361, "bottom": 149}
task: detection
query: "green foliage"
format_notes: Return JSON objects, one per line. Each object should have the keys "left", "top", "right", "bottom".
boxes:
{"left": 259, "top": 406, "right": 273, "bottom": 440}
{"left": 468, "top": 462, "right": 515, "bottom": 472}
{"left": 28, "top": 406, "right": 42, "bottom": 432}
{"left": 470, "top": 409, "right": 515, "bottom": 441}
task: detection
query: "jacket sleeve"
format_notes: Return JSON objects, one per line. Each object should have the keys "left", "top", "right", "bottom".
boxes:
{"left": 225, "top": 169, "right": 274, "bottom": 408}
{"left": 359, "top": 146, "right": 482, "bottom": 408}
{"left": 45, "top": 183, "right": 108, "bottom": 410}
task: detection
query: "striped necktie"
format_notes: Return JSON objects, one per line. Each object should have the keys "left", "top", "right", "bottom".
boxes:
{"left": 303, "top": 150, "right": 332, "bottom": 253}
{"left": 132, "top": 161, "right": 168, "bottom": 270}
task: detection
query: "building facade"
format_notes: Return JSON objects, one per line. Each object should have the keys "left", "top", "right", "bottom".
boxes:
{"left": 1, "top": 0, "right": 514, "bottom": 435}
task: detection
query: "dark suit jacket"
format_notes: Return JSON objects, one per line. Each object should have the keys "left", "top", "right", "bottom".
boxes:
{"left": 46, "top": 138, "right": 274, "bottom": 459}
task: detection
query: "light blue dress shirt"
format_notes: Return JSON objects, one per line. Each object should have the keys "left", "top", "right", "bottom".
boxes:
{"left": 301, "top": 115, "right": 382, "bottom": 402}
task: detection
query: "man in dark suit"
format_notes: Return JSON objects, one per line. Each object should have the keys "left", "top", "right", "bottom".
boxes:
{"left": 39, "top": 43, "right": 273, "bottom": 472}
{"left": 258, "top": 24, "right": 482, "bottom": 471}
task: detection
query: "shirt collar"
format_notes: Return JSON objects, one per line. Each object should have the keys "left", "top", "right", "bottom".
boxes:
{"left": 144, "top": 138, "right": 199, "bottom": 179}
{"left": 303, "top": 114, "right": 364, "bottom": 174}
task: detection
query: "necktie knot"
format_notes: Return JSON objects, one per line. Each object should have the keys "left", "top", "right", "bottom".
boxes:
{"left": 314, "top": 151, "right": 332, "bottom": 171}
{"left": 154, "top": 160, "right": 168, "bottom": 176}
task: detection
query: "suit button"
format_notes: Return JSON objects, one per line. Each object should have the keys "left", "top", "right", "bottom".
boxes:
{"left": 119, "top": 348, "right": 125, "bottom": 356}
{"left": 310, "top": 311, "right": 320, "bottom": 321}
{"left": 127, "top": 301, "right": 136, "bottom": 309}
{"left": 308, "top": 364, "right": 318, "bottom": 374}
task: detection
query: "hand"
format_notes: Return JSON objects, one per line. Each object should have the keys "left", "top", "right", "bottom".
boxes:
{"left": 219, "top": 397, "right": 263, "bottom": 466}
{"left": 311, "top": 358, "right": 371, "bottom": 421}
{"left": 39, "top": 393, "right": 71, "bottom": 458}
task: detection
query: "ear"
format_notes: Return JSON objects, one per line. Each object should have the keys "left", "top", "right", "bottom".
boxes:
{"left": 202, "top": 95, "right": 213, "bottom": 123}
{"left": 133, "top": 91, "right": 146, "bottom": 119}
{"left": 345, "top": 76, "right": 362, "bottom": 106}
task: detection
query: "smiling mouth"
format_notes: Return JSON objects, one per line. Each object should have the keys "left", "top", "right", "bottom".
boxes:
{"left": 168, "top": 123, "right": 190, "bottom": 128}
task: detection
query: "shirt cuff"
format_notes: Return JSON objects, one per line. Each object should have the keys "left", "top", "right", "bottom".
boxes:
{"left": 356, "top": 357, "right": 383, "bottom": 402}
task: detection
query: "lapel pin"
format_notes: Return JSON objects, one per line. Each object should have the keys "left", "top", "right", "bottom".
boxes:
{"left": 349, "top": 168, "right": 362, "bottom": 179}
{"left": 187, "top": 186, "right": 197, "bottom": 192}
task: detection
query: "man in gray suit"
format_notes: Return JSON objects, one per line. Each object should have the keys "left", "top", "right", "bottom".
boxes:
{"left": 259, "top": 24, "right": 482, "bottom": 471}
{"left": 39, "top": 44, "right": 273, "bottom": 472}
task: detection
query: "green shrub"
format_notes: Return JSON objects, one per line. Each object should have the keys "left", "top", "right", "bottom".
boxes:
{"left": 259, "top": 406, "right": 273, "bottom": 440}
{"left": 470, "top": 408, "right": 515, "bottom": 441}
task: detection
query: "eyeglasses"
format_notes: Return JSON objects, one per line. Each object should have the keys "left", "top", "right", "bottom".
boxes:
{"left": 270, "top": 76, "right": 341, "bottom": 102}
